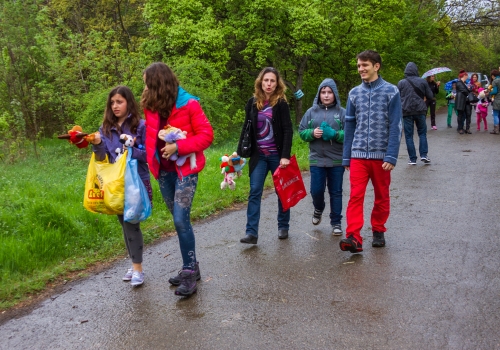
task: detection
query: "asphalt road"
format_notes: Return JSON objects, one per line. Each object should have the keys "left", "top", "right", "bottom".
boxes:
{"left": 2, "top": 109, "right": 500, "bottom": 350}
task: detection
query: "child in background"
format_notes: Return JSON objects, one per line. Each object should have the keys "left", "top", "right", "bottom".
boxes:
{"left": 446, "top": 82, "right": 457, "bottom": 128}
{"left": 89, "top": 86, "right": 151, "bottom": 287}
{"left": 476, "top": 88, "right": 489, "bottom": 131}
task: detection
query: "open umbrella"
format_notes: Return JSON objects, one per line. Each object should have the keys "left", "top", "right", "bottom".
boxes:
{"left": 444, "top": 78, "right": 459, "bottom": 91}
{"left": 421, "top": 67, "right": 451, "bottom": 79}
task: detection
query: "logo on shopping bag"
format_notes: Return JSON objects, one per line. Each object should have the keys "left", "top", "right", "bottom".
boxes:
{"left": 87, "top": 174, "right": 104, "bottom": 200}
{"left": 280, "top": 176, "right": 299, "bottom": 190}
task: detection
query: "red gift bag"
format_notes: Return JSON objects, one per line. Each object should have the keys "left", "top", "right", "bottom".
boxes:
{"left": 272, "top": 155, "right": 307, "bottom": 212}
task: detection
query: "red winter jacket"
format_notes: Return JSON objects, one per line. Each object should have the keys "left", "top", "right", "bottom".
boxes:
{"left": 144, "top": 91, "right": 213, "bottom": 180}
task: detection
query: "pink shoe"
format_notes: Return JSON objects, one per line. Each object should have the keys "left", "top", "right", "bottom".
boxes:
{"left": 432, "top": 126, "right": 437, "bottom": 130}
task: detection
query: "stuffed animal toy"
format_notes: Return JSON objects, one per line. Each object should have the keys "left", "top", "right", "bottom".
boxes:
{"left": 158, "top": 125, "right": 197, "bottom": 169}
{"left": 58, "top": 125, "right": 97, "bottom": 148}
{"left": 320, "top": 120, "right": 344, "bottom": 143}
{"left": 220, "top": 152, "right": 246, "bottom": 190}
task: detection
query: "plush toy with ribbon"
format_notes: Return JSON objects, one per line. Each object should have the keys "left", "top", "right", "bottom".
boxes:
{"left": 158, "top": 124, "right": 197, "bottom": 169}
{"left": 58, "top": 125, "right": 97, "bottom": 148}
{"left": 220, "top": 152, "right": 246, "bottom": 190}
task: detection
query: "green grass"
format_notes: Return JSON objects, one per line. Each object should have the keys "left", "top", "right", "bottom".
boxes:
{"left": 0, "top": 134, "right": 309, "bottom": 309}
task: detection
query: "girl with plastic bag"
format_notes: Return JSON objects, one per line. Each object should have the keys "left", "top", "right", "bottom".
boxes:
{"left": 89, "top": 85, "right": 151, "bottom": 287}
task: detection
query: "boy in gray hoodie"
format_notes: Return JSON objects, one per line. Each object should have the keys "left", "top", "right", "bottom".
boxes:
{"left": 299, "top": 78, "right": 346, "bottom": 235}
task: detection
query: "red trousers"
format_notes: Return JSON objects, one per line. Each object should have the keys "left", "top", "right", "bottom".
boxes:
{"left": 346, "top": 159, "right": 391, "bottom": 244}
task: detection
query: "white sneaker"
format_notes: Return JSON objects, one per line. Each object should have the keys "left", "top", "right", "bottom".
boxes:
{"left": 421, "top": 157, "right": 431, "bottom": 164}
{"left": 332, "top": 224, "right": 343, "bottom": 236}
{"left": 312, "top": 209, "right": 322, "bottom": 225}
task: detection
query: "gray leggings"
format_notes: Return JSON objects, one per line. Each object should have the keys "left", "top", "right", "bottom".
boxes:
{"left": 117, "top": 215, "right": 143, "bottom": 263}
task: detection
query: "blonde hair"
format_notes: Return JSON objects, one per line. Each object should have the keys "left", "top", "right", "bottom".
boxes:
{"left": 253, "top": 67, "right": 287, "bottom": 110}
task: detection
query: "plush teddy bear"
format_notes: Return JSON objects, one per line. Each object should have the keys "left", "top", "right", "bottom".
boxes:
{"left": 58, "top": 125, "right": 97, "bottom": 148}
{"left": 220, "top": 152, "right": 246, "bottom": 190}
{"left": 158, "top": 125, "right": 197, "bottom": 169}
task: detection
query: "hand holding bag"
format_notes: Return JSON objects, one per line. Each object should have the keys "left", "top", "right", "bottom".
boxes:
{"left": 123, "top": 148, "right": 152, "bottom": 223}
{"left": 272, "top": 155, "right": 307, "bottom": 212}
{"left": 83, "top": 150, "right": 127, "bottom": 215}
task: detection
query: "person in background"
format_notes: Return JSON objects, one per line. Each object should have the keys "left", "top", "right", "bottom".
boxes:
{"left": 299, "top": 78, "right": 346, "bottom": 236}
{"left": 446, "top": 82, "right": 458, "bottom": 128}
{"left": 426, "top": 75, "right": 440, "bottom": 130}
{"left": 89, "top": 86, "right": 151, "bottom": 287}
{"left": 237, "top": 67, "right": 293, "bottom": 244}
{"left": 488, "top": 69, "right": 500, "bottom": 134}
{"left": 340, "top": 50, "right": 402, "bottom": 253}
{"left": 397, "top": 62, "right": 434, "bottom": 165}
{"left": 141, "top": 62, "right": 214, "bottom": 297}
{"left": 476, "top": 88, "right": 489, "bottom": 131}
{"left": 455, "top": 70, "right": 472, "bottom": 134}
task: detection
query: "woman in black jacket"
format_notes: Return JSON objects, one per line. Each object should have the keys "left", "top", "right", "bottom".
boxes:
{"left": 426, "top": 75, "right": 440, "bottom": 129}
{"left": 237, "top": 67, "right": 293, "bottom": 244}
{"left": 455, "top": 70, "right": 472, "bottom": 134}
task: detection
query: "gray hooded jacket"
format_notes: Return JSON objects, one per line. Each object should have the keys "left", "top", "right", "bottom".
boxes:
{"left": 397, "top": 62, "right": 434, "bottom": 116}
{"left": 299, "top": 78, "right": 346, "bottom": 167}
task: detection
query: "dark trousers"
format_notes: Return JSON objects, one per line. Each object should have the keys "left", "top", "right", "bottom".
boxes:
{"left": 426, "top": 99, "right": 437, "bottom": 126}
{"left": 457, "top": 105, "right": 472, "bottom": 131}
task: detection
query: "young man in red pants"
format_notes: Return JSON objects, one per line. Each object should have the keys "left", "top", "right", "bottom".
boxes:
{"left": 340, "top": 50, "right": 402, "bottom": 253}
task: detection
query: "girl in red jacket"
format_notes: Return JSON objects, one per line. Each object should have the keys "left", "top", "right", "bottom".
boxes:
{"left": 141, "top": 62, "right": 213, "bottom": 297}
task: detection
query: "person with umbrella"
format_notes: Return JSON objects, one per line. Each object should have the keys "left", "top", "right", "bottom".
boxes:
{"left": 426, "top": 75, "right": 440, "bottom": 129}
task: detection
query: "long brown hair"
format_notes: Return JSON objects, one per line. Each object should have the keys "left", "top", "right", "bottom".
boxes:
{"left": 102, "top": 86, "right": 140, "bottom": 137}
{"left": 141, "top": 62, "right": 179, "bottom": 119}
{"left": 253, "top": 67, "right": 287, "bottom": 110}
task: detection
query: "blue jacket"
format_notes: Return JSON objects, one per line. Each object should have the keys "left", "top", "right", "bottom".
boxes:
{"left": 343, "top": 77, "right": 402, "bottom": 166}
{"left": 92, "top": 118, "right": 149, "bottom": 181}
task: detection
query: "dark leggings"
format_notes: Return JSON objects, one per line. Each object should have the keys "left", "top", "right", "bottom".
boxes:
{"left": 427, "top": 99, "right": 437, "bottom": 126}
{"left": 118, "top": 215, "right": 144, "bottom": 263}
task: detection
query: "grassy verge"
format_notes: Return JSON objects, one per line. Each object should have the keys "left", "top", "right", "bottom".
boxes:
{"left": 0, "top": 133, "right": 309, "bottom": 309}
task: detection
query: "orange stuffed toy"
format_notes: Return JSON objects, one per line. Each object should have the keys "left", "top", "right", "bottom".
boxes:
{"left": 58, "top": 125, "right": 97, "bottom": 148}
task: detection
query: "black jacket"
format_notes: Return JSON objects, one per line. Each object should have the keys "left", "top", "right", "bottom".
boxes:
{"left": 237, "top": 97, "right": 293, "bottom": 175}
{"left": 397, "top": 62, "right": 434, "bottom": 116}
{"left": 455, "top": 80, "right": 470, "bottom": 111}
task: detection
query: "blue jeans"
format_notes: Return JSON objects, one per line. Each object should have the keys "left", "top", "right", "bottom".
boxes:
{"left": 403, "top": 115, "right": 428, "bottom": 161}
{"left": 493, "top": 109, "right": 499, "bottom": 125}
{"left": 309, "top": 166, "right": 344, "bottom": 226}
{"left": 246, "top": 154, "right": 290, "bottom": 237}
{"left": 158, "top": 171, "right": 198, "bottom": 270}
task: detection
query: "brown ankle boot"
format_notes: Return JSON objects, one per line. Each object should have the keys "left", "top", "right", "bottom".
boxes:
{"left": 490, "top": 125, "right": 499, "bottom": 134}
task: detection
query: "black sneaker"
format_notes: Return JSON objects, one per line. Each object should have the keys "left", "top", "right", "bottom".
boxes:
{"left": 240, "top": 234, "right": 258, "bottom": 244}
{"left": 339, "top": 236, "right": 363, "bottom": 253}
{"left": 372, "top": 231, "right": 386, "bottom": 247}
{"left": 312, "top": 209, "right": 322, "bottom": 225}
{"left": 169, "top": 262, "right": 201, "bottom": 286}
{"left": 421, "top": 156, "right": 431, "bottom": 164}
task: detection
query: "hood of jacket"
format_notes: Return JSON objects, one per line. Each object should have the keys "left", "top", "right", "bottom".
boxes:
{"left": 404, "top": 62, "right": 420, "bottom": 78}
{"left": 176, "top": 86, "right": 199, "bottom": 109}
{"left": 312, "top": 78, "right": 342, "bottom": 110}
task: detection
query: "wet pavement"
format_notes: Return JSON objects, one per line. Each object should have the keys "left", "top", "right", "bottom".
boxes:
{"left": 2, "top": 109, "right": 500, "bottom": 349}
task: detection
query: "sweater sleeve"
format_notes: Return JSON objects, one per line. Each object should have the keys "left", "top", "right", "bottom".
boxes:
{"left": 383, "top": 90, "right": 403, "bottom": 166}
{"left": 92, "top": 127, "right": 109, "bottom": 162}
{"left": 130, "top": 122, "right": 147, "bottom": 164}
{"left": 279, "top": 100, "right": 293, "bottom": 159}
{"left": 176, "top": 100, "right": 214, "bottom": 155}
{"left": 298, "top": 109, "right": 315, "bottom": 142}
{"left": 342, "top": 94, "right": 356, "bottom": 166}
